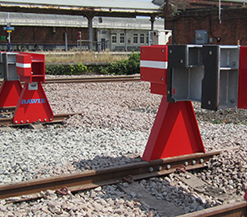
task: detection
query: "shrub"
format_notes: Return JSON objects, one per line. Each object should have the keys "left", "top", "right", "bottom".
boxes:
{"left": 45, "top": 52, "right": 140, "bottom": 75}
{"left": 45, "top": 64, "right": 70, "bottom": 75}
{"left": 70, "top": 63, "right": 87, "bottom": 75}
{"left": 46, "top": 63, "right": 87, "bottom": 75}
{"left": 93, "top": 52, "right": 140, "bottom": 75}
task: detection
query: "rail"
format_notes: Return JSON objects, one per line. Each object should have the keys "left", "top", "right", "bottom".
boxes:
{"left": 0, "top": 150, "right": 222, "bottom": 200}
{"left": 46, "top": 75, "right": 140, "bottom": 83}
{"left": 0, "top": 75, "right": 140, "bottom": 86}
{"left": 180, "top": 200, "right": 247, "bottom": 217}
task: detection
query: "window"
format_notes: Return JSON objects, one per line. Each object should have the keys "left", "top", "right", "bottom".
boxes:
{"left": 140, "top": 34, "right": 144, "bottom": 43}
{"left": 146, "top": 34, "right": 149, "bottom": 43}
{"left": 112, "top": 33, "right": 117, "bottom": 43}
{"left": 133, "top": 34, "right": 138, "bottom": 43}
{"left": 120, "top": 33, "right": 125, "bottom": 43}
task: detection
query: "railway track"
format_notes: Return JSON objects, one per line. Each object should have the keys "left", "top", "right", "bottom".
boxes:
{"left": 0, "top": 75, "right": 246, "bottom": 216}
{"left": 0, "top": 150, "right": 222, "bottom": 199}
{"left": 180, "top": 200, "right": 247, "bottom": 217}
{"left": 0, "top": 113, "right": 79, "bottom": 127}
{"left": 45, "top": 74, "right": 140, "bottom": 83}
{"left": 0, "top": 148, "right": 246, "bottom": 216}
{"left": 0, "top": 74, "right": 140, "bottom": 86}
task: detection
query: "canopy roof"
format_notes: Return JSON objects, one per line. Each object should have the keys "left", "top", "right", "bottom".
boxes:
{"left": 0, "top": 12, "right": 164, "bottom": 30}
{"left": 0, "top": 0, "right": 165, "bottom": 18}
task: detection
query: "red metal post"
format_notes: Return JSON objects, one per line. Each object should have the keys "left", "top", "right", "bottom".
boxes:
{"left": 13, "top": 82, "right": 53, "bottom": 124}
{"left": 0, "top": 80, "right": 22, "bottom": 108}
{"left": 142, "top": 96, "right": 205, "bottom": 161}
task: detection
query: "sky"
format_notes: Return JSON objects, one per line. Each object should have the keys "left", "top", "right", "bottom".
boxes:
{"left": 124, "top": 0, "right": 152, "bottom": 1}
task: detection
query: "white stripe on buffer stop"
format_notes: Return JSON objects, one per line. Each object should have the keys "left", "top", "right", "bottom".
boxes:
{"left": 140, "top": 60, "right": 168, "bottom": 69}
{"left": 16, "top": 62, "right": 31, "bottom": 68}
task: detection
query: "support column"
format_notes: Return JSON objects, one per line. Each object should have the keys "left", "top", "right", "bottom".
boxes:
{"left": 83, "top": 12, "right": 97, "bottom": 51}
{"left": 88, "top": 17, "right": 93, "bottom": 50}
{"left": 150, "top": 15, "right": 155, "bottom": 31}
{"left": 124, "top": 29, "right": 128, "bottom": 51}
{"left": 65, "top": 28, "right": 68, "bottom": 52}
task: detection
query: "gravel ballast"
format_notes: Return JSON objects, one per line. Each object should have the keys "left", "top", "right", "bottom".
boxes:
{"left": 0, "top": 76, "right": 247, "bottom": 216}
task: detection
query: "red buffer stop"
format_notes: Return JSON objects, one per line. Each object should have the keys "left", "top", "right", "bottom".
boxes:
{"left": 13, "top": 53, "right": 53, "bottom": 124}
{"left": 140, "top": 45, "right": 205, "bottom": 161}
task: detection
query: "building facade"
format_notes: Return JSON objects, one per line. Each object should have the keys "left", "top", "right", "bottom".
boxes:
{"left": 0, "top": 12, "right": 165, "bottom": 51}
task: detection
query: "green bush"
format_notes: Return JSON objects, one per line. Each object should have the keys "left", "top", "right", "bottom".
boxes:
{"left": 93, "top": 52, "right": 140, "bottom": 75}
{"left": 46, "top": 63, "right": 87, "bottom": 75}
{"left": 70, "top": 63, "right": 87, "bottom": 75}
{"left": 45, "top": 52, "right": 140, "bottom": 75}
{"left": 45, "top": 64, "right": 67, "bottom": 75}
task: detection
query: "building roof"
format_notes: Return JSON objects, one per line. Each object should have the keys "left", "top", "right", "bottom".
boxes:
{"left": 0, "top": 0, "right": 165, "bottom": 17}
{"left": 168, "top": 0, "right": 243, "bottom": 10}
{"left": 0, "top": 12, "right": 165, "bottom": 30}
{"left": 0, "top": 0, "right": 161, "bottom": 9}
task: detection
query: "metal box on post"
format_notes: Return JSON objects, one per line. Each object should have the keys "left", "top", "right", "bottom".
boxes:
{"left": 195, "top": 30, "right": 208, "bottom": 44}
{"left": 202, "top": 45, "right": 239, "bottom": 110}
{"left": 167, "top": 45, "right": 204, "bottom": 103}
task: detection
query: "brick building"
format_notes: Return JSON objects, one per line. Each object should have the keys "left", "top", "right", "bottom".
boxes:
{"left": 164, "top": 0, "right": 247, "bottom": 45}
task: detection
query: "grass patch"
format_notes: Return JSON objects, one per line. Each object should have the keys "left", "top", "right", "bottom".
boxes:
{"left": 42, "top": 49, "right": 130, "bottom": 64}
